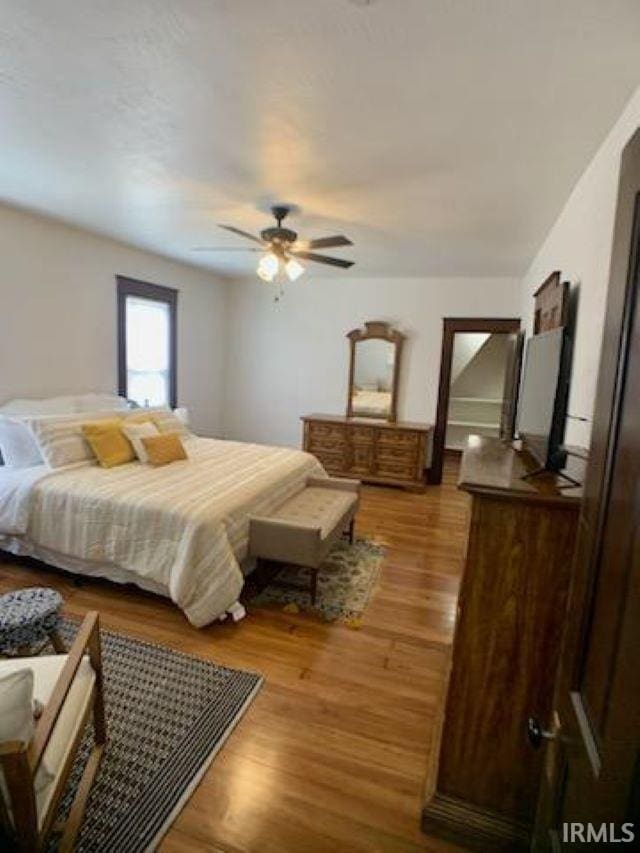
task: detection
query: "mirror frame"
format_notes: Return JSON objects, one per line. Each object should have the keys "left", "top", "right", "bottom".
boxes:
{"left": 346, "top": 321, "right": 406, "bottom": 422}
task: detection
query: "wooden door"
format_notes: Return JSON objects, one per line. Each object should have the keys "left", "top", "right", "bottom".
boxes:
{"left": 531, "top": 129, "right": 640, "bottom": 849}
{"left": 499, "top": 330, "right": 524, "bottom": 440}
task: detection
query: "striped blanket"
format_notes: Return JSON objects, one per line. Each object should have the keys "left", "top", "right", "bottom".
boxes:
{"left": 24, "top": 437, "right": 324, "bottom": 626}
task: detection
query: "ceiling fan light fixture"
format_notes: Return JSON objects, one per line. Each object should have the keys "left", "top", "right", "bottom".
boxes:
{"left": 285, "top": 257, "right": 305, "bottom": 281}
{"left": 257, "top": 251, "right": 279, "bottom": 281}
{"left": 257, "top": 265, "right": 275, "bottom": 283}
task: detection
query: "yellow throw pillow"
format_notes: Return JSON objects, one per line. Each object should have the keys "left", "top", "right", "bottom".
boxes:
{"left": 141, "top": 433, "right": 187, "bottom": 466}
{"left": 81, "top": 419, "right": 135, "bottom": 468}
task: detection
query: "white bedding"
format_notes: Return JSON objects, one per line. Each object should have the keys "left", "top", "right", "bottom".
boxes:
{"left": 0, "top": 465, "right": 53, "bottom": 535}
{"left": 0, "top": 437, "right": 324, "bottom": 626}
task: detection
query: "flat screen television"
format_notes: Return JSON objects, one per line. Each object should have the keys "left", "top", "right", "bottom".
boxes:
{"left": 516, "top": 327, "right": 572, "bottom": 471}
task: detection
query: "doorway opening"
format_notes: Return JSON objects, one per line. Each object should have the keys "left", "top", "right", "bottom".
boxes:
{"left": 429, "top": 318, "right": 521, "bottom": 485}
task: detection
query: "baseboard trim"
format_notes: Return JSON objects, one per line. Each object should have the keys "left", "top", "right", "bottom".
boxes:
{"left": 422, "top": 792, "right": 530, "bottom": 851}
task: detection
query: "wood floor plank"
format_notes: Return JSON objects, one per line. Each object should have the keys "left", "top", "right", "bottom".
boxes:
{"left": 0, "top": 457, "right": 468, "bottom": 851}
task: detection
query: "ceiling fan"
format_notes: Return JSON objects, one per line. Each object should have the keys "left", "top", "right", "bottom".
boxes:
{"left": 193, "top": 205, "right": 355, "bottom": 283}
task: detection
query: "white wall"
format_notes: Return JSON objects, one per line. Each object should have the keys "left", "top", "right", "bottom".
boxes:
{"left": 520, "top": 85, "right": 640, "bottom": 448}
{"left": 450, "top": 333, "right": 490, "bottom": 385}
{"left": 451, "top": 333, "right": 510, "bottom": 400}
{"left": 0, "top": 204, "right": 229, "bottom": 436}
{"left": 223, "top": 276, "right": 520, "bottom": 448}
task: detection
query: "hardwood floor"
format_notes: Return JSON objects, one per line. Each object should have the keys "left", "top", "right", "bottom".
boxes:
{"left": 0, "top": 457, "right": 468, "bottom": 852}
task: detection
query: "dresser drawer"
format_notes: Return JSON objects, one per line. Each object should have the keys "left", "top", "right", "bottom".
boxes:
{"left": 377, "top": 429, "right": 420, "bottom": 448}
{"left": 374, "top": 458, "right": 417, "bottom": 481}
{"left": 349, "top": 445, "right": 374, "bottom": 475}
{"left": 312, "top": 449, "right": 347, "bottom": 474}
{"left": 307, "top": 422, "right": 348, "bottom": 450}
{"left": 377, "top": 445, "right": 418, "bottom": 466}
{"left": 349, "top": 425, "right": 375, "bottom": 445}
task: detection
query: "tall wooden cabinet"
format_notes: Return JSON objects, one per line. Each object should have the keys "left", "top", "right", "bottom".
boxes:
{"left": 301, "top": 414, "right": 431, "bottom": 491}
{"left": 423, "top": 437, "right": 584, "bottom": 850}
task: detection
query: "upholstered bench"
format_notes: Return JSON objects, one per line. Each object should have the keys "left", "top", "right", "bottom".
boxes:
{"left": 249, "top": 476, "right": 360, "bottom": 604}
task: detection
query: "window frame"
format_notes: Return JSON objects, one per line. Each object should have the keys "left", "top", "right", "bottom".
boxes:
{"left": 116, "top": 276, "right": 178, "bottom": 409}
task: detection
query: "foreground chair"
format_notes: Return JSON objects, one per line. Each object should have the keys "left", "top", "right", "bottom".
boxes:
{"left": 0, "top": 611, "right": 106, "bottom": 852}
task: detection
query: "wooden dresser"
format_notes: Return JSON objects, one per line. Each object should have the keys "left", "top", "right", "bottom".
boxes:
{"left": 423, "top": 437, "right": 585, "bottom": 849}
{"left": 301, "top": 414, "right": 432, "bottom": 491}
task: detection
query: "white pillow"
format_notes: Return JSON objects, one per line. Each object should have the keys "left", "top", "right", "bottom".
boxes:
{"left": 153, "top": 411, "right": 189, "bottom": 437}
{"left": 0, "top": 393, "right": 128, "bottom": 417}
{"left": 0, "top": 395, "right": 78, "bottom": 416}
{"left": 0, "top": 669, "right": 54, "bottom": 799}
{"left": 24, "top": 410, "right": 119, "bottom": 470}
{"left": 122, "top": 422, "right": 160, "bottom": 463}
{"left": 0, "top": 418, "right": 43, "bottom": 468}
{"left": 75, "top": 393, "right": 128, "bottom": 412}
{"left": 173, "top": 407, "right": 190, "bottom": 426}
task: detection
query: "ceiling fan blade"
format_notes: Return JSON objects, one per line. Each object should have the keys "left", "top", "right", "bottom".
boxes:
{"left": 301, "top": 235, "right": 353, "bottom": 250}
{"left": 291, "top": 250, "right": 354, "bottom": 269}
{"left": 217, "top": 224, "right": 265, "bottom": 245}
{"left": 192, "top": 246, "right": 262, "bottom": 252}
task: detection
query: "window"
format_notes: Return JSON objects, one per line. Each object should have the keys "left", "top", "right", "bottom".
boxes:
{"left": 117, "top": 277, "right": 177, "bottom": 408}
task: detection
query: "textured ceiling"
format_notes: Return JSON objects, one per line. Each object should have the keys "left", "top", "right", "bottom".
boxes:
{"left": 1, "top": 0, "right": 639, "bottom": 277}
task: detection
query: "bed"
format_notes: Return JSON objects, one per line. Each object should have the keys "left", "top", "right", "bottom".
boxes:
{"left": 0, "top": 436, "right": 324, "bottom": 627}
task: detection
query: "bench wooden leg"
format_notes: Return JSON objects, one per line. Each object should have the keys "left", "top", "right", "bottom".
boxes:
{"left": 348, "top": 518, "right": 355, "bottom": 544}
{"left": 310, "top": 569, "right": 319, "bottom": 605}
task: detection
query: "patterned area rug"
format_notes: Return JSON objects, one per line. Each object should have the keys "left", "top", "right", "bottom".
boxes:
{"left": 49, "top": 621, "right": 262, "bottom": 852}
{"left": 252, "top": 538, "right": 385, "bottom": 621}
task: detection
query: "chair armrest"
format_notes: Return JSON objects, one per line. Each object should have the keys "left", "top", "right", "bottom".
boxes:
{"left": 31, "top": 611, "right": 102, "bottom": 772}
{"left": 306, "top": 476, "right": 361, "bottom": 494}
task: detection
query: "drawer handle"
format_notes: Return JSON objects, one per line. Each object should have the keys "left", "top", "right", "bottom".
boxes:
{"left": 527, "top": 717, "right": 556, "bottom": 749}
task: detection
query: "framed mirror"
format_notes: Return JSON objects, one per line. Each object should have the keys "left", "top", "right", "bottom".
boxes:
{"left": 347, "top": 321, "right": 405, "bottom": 422}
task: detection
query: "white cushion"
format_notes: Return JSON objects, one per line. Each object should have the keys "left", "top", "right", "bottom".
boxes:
{"left": 0, "top": 655, "right": 96, "bottom": 827}
{"left": 122, "top": 421, "right": 160, "bottom": 463}
{"left": 272, "top": 487, "right": 358, "bottom": 538}
{"left": 0, "top": 667, "right": 54, "bottom": 815}
{"left": 0, "top": 667, "right": 35, "bottom": 745}
{"left": 0, "top": 418, "right": 43, "bottom": 468}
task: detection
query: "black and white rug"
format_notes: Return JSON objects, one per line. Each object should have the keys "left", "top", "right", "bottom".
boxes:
{"left": 51, "top": 620, "right": 262, "bottom": 852}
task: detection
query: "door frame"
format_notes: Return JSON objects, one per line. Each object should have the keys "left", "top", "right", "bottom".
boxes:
{"left": 429, "top": 317, "right": 521, "bottom": 485}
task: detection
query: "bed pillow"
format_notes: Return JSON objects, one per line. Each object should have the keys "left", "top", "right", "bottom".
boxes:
{"left": 0, "top": 418, "right": 43, "bottom": 468}
{"left": 81, "top": 420, "right": 135, "bottom": 468}
{"left": 0, "top": 395, "right": 78, "bottom": 416}
{"left": 173, "top": 407, "right": 190, "bottom": 426}
{"left": 25, "top": 411, "right": 117, "bottom": 469}
{"left": 122, "top": 422, "right": 160, "bottom": 463}
{"left": 141, "top": 433, "right": 188, "bottom": 466}
{"left": 75, "top": 393, "right": 128, "bottom": 412}
{"left": 152, "top": 411, "right": 189, "bottom": 436}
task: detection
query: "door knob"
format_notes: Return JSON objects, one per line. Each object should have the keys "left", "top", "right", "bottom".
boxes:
{"left": 527, "top": 717, "right": 556, "bottom": 749}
